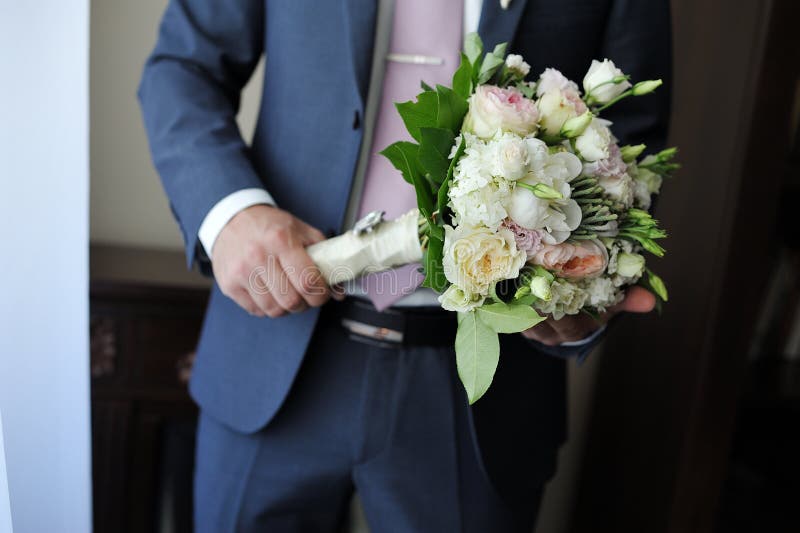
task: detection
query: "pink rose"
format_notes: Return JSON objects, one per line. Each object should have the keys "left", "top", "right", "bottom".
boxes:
{"left": 502, "top": 219, "right": 544, "bottom": 258}
{"left": 462, "top": 85, "right": 539, "bottom": 140}
{"left": 530, "top": 239, "right": 609, "bottom": 279}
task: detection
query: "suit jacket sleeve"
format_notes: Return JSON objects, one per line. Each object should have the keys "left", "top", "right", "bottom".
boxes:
{"left": 599, "top": 0, "right": 673, "bottom": 152}
{"left": 138, "top": 0, "right": 265, "bottom": 270}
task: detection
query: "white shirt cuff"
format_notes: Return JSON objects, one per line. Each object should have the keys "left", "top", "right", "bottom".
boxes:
{"left": 198, "top": 188, "right": 275, "bottom": 259}
{"left": 560, "top": 324, "right": 607, "bottom": 347}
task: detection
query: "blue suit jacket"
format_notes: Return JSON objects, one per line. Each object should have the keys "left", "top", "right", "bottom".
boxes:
{"left": 139, "top": 0, "right": 671, "bottom": 434}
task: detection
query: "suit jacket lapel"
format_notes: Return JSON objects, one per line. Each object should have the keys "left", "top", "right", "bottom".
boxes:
{"left": 342, "top": 0, "right": 378, "bottom": 107}
{"left": 477, "top": 0, "right": 529, "bottom": 51}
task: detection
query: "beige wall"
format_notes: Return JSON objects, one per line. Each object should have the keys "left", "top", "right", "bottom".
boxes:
{"left": 90, "top": 0, "right": 263, "bottom": 251}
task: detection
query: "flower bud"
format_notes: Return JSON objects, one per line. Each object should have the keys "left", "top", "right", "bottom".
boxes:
{"left": 530, "top": 276, "right": 552, "bottom": 301}
{"left": 560, "top": 110, "right": 593, "bottom": 138}
{"left": 632, "top": 79, "right": 663, "bottom": 96}
{"left": 656, "top": 147, "right": 677, "bottom": 161}
{"left": 619, "top": 144, "right": 646, "bottom": 162}
{"left": 616, "top": 253, "right": 645, "bottom": 278}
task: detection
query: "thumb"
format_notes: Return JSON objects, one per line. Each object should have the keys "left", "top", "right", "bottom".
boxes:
{"left": 610, "top": 286, "right": 656, "bottom": 315}
{"left": 300, "top": 222, "right": 327, "bottom": 246}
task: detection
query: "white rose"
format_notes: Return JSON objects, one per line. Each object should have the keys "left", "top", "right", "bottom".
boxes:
{"left": 536, "top": 68, "right": 579, "bottom": 97}
{"left": 505, "top": 54, "right": 531, "bottom": 77}
{"left": 616, "top": 252, "right": 646, "bottom": 278}
{"left": 537, "top": 89, "right": 581, "bottom": 138}
{"left": 582, "top": 59, "right": 631, "bottom": 104}
{"left": 633, "top": 179, "right": 652, "bottom": 209}
{"left": 438, "top": 284, "right": 485, "bottom": 313}
{"left": 442, "top": 225, "right": 526, "bottom": 296}
{"left": 491, "top": 135, "right": 529, "bottom": 181}
{"left": 598, "top": 173, "right": 635, "bottom": 208}
{"left": 635, "top": 166, "right": 663, "bottom": 194}
{"left": 575, "top": 118, "right": 612, "bottom": 161}
{"left": 462, "top": 85, "right": 539, "bottom": 140}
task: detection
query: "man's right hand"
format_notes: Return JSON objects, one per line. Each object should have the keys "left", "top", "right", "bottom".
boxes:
{"left": 211, "top": 205, "right": 337, "bottom": 318}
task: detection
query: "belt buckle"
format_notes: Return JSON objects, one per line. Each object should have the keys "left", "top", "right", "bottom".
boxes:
{"left": 341, "top": 318, "right": 404, "bottom": 344}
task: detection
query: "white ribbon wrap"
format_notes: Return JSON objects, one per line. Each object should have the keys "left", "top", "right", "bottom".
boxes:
{"left": 307, "top": 209, "right": 423, "bottom": 285}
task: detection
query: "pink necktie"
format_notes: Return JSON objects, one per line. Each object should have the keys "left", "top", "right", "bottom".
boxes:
{"left": 359, "top": 0, "right": 463, "bottom": 311}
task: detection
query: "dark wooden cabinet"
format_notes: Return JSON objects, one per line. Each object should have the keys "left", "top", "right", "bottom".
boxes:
{"left": 90, "top": 283, "right": 208, "bottom": 533}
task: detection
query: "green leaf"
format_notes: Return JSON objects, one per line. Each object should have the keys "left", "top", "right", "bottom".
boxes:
{"left": 380, "top": 141, "right": 433, "bottom": 217}
{"left": 513, "top": 294, "right": 537, "bottom": 306}
{"left": 380, "top": 141, "right": 420, "bottom": 185}
{"left": 452, "top": 52, "right": 474, "bottom": 99}
{"left": 647, "top": 269, "right": 669, "bottom": 302}
{"left": 477, "top": 54, "right": 504, "bottom": 84}
{"left": 456, "top": 311, "right": 500, "bottom": 404}
{"left": 476, "top": 302, "right": 545, "bottom": 334}
{"left": 492, "top": 43, "right": 508, "bottom": 59}
{"left": 464, "top": 32, "right": 483, "bottom": 66}
{"left": 420, "top": 80, "right": 433, "bottom": 92}
{"left": 422, "top": 235, "right": 448, "bottom": 292}
{"left": 395, "top": 91, "right": 438, "bottom": 142}
{"left": 435, "top": 84, "right": 469, "bottom": 134}
{"left": 419, "top": 127, "right": 455, "bottom": 185}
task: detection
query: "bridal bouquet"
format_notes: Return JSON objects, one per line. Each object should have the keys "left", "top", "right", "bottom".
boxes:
{"left": 307, "top": 34, "right": 677, "bottom": 403}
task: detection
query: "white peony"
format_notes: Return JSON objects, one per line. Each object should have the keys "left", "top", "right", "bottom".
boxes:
{"left": 442, "top": 225, "right": 526, "bottom": 296}
{"left": 575, "top": 118, "right": 612, "bottom": 161}
{"left": 583, "top": 59, "right": 631, "bottom": 104}
{"left": 438, "top": 284, "right": 485, "bottom": 313}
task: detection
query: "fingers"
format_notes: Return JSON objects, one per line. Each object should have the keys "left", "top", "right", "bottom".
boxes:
{"left": 299, "top": 221, "right": 327, "bottom": 245}
{"left": 521, "top": 321, "right": 562, "bottom": 346}
{"left": 279, "top": 248, "right": 330, "bottom": 308}
{"left": 608, "top": 286, "right": 656, "bottom": 315}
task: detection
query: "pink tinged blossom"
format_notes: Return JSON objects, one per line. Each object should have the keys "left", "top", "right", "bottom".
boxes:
{"left": 529, "top": 239, "right": 609, "bottom": 279}
{"left": 463, "top": 85, "right": 540, "bottom": 139}
{"left": 502, "top": 219, "right": 544, "bottom": 258}
{"left": 583, "top": 144, "right": 627, "bottom": 178}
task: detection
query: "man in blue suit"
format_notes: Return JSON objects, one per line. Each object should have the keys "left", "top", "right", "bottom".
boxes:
{"left": 139, "top": 0, "right": 671, "bottom": 531}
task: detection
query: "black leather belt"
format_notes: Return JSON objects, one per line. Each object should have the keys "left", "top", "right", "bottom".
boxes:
{"left": 329, "top": 297, "right": 456, "bottom": 347}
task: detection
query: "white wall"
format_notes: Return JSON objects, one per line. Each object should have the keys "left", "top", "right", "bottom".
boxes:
{"left": 90, "top": 0, "right": 263, "bottom": 251}
{"left": 0, "top": 0, "right": 92, "bottom": 531}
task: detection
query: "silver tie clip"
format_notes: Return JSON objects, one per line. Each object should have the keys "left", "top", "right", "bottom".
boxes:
{"left": 386, "top": 53, "right": 444, "bottom": 66}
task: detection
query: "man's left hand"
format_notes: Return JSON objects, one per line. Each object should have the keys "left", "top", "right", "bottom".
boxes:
{"left": 521, "top": 286, "right": 656, "bottom": 346}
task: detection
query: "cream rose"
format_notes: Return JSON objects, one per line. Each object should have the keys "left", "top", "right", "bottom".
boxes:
{"left": 438, "top": 285, "right": 486, "bottom": 313}
{"left": 462, "top": 85, "right": 539, "bottom": 140}
{"left": 583, "top": 59, "right": 631, "bottom": 104}
{"left": 536, "top": 89, "right": 581, "bottom": 138}
{"left": 442, "top": 225, "right": 526, "bottom": 295}
{"left": 491, "top": 135, "right": 529, "bottom": 181}
{"left": 529, "top": 239, "right": 609, "bottom": 279}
